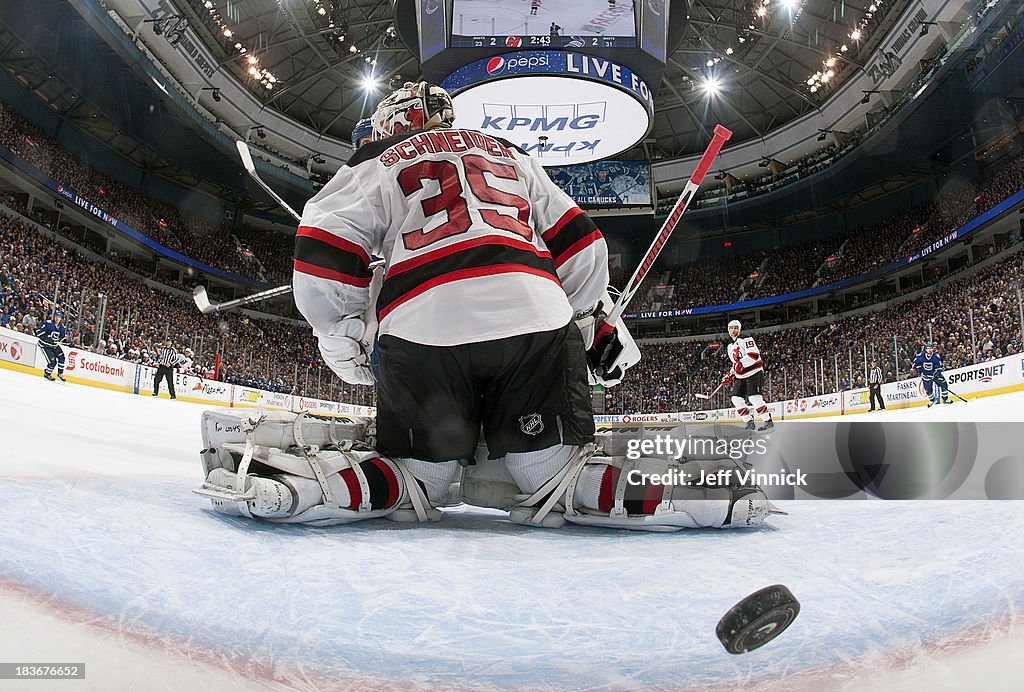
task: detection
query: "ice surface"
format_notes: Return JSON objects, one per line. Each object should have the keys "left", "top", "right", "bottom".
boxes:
{"left": 1, "top": 367, "right": 1023, "bottom": 691}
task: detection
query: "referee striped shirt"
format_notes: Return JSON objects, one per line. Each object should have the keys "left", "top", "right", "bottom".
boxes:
{"left": 157, "top": 346, "right": 179, "bottom": 367}
{"left": 868, "top": 366, "right": 883, "bottom": 385}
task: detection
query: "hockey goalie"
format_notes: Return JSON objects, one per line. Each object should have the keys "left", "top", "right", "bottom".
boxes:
{"left": 195, "top": 81, "right": 770, "bottom": 531}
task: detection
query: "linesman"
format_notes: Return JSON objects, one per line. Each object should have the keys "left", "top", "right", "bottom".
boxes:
{"left": 154, "top": 339, "right": 179, "bottom": 399}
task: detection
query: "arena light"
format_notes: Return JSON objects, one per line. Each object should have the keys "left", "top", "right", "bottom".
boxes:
{"left": 703, "top": 77, "right": 721, "bottom": 95}
{"left": 361, "top": 75, "right": 379, "bottom": 91}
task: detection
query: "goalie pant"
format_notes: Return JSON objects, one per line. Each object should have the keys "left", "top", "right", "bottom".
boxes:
{"left": 196, "top": 411, "right": 767, "bottom": 530}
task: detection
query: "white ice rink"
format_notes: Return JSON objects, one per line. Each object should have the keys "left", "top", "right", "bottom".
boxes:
{"left": 1, "top": 366, "right": 1024, "bottom": 691}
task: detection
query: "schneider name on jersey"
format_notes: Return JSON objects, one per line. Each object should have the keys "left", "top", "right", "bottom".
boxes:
{"left": 293, "top": 127, "right": 608, "bottom": 348}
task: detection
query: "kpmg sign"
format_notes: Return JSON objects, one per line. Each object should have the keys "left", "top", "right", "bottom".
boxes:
{"left": 440, "top": 51, "right": 654, "bottom": 165}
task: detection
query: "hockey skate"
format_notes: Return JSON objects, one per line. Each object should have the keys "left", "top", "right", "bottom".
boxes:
{"left": 43, "top": 372, "right": 54, "bottom": 381}
{"left": 56, "top": 373, "right": 66, "bottom": 382}
{"left": 744, "top": 420, "right": 756, "bottom": 431}
{"left": 758, "top": 420, "right": 774, "bottom": 432}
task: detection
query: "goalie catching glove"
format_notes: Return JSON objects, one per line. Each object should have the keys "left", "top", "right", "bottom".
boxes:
{"left": 575, "top": 291, "right": 640, "bottom": 387}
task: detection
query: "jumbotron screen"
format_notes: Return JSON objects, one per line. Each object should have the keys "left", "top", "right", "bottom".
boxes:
{"left": 450, "top": 0, "right": 637, "bottom": 48}
{"left": 545, "top": 160, "right": 651, "bottom": 207}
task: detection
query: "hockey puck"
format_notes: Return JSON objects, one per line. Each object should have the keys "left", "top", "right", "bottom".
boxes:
{"left": 716, "top": 584, "right": 800, "bottom": 654}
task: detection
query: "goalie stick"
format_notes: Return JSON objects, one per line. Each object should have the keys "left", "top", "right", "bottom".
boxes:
{"left": 605, "top": 124, "right": 733, "bottom": 326}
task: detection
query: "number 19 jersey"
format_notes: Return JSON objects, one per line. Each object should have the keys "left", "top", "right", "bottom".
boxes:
{"left": 293, "top": 128, "right": 609, "bottom": 347}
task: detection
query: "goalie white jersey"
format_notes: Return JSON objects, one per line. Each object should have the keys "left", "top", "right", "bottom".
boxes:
{"left": 293, "top": 128, "right": 609, "bottom": 347}
{"left": 727, "top": 336, "right": 763, "bottom": 379}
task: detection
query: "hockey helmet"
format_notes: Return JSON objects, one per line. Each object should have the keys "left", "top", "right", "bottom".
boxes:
{"left": 351, "top": 117, "right": 374, "bottom": 148}
{"left": 924, "top": 341, "right": 934, "bottom": 350}
{"left": 53, "top": 310, "right": 63, "bottom": 319}
{"left": 728, "top": 319, "right": 741, "bottom": 330}
{"left": 371, "top": 81, "right": 455, "bottom": 139}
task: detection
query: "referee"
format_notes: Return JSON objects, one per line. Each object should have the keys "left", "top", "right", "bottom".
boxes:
{"left": 154, "top": 339, "right": 179, "bottom": 399}
{"left": 868, "top": 359, "right": 885, "bottom": 411}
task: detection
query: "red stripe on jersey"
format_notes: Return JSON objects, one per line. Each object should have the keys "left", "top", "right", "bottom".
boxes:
{"left": 293, "top": 259, "right": 373, "bottom": 287}
{"left": 756, "top": 406, "right": 768, "bottom": 413}
{"left": 597, "top": 465, "right": 621, "bottom": 513}
{"left": 369, "top": 457, "right": 400, "bottom": 508}
{"left": 641, "top": 481, "right": 664, "bottom": 515}
{"left": 378, "top": 264, "right": 562, "bottom": 321}
{"left": 541, "top": 206, "right": 585, "bottom": 243}
{"left": 553, "top": 230, "right": 603, "bottom": 268}
{"left": 387, "top": 234, "right": 551, "bottom": 278}
{"left": 338, "top": 468, "right": 362, "bottom": 510}
{"left": 297, "top": 226, "right": 371, "bottom": 266}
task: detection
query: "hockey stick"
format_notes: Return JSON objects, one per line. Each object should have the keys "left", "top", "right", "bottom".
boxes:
{"left": 603, "top": 124, "right": 733, "bottom": 326}
{"left": 695, "top": 382, "right": 725, "bottom": 400}
{"left": 189, "top": 141, "right": 300, "bottom": 314}
{"left": 236, "top": 140, "right": 302, "bottom": 223}
{"left": 945, "top": 387, "right": 970, "bottom": 403}
{"left": 192, "top": 283, "right": 294, "bottom": 315}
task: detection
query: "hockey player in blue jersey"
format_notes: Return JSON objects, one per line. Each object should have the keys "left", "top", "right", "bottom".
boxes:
{"left": 35, "top": 310, "right": 68, "bottom": 381}
{"left": 912, "top": 341, "right": 950, "bottom": 407}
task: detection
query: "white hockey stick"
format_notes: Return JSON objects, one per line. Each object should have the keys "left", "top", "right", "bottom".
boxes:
{"left": 694, "top": 382, "right": 725, "bottom": 400}
{"left": 192, "top": 284, "right": 294, "bottom": 314}
{"left": 236, "top": 140, "right": 302, "bottom": 223}
{"left": 605, "top": 124, "right": 733, "bottom": 325}
{"left": 190, "top": 142, "right": 301, "bottom": 314}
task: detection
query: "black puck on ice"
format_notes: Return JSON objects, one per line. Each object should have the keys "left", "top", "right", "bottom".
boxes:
{"left": 716, "top": 584, "right": 800, "bottom": 654}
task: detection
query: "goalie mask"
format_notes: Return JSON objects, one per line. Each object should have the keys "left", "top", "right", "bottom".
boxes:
{"left": 371, "top": 81, "right": 455, "bottom": 139}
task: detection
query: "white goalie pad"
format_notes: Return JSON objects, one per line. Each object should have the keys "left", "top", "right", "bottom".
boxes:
{"left": 199, "top": 407, "right": 371, "bottom": 477}
{"left": 194, "top": 408, "right": 404, "bottom": 526}
{"left": 194, "top": 444, "right": 404, "bottom": 526}
{"left": 458, "top": 441, "right": 520, "bottom": 510}
{"left": 561, "top": 456, "right": 770, "bottom": 532}
{"left": 597, "top": 422, "right": 755, "bottom": 461}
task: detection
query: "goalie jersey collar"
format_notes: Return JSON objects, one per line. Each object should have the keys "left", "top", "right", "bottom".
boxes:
{"left": 347, "top": 129, "right": 525, "bottom": 169}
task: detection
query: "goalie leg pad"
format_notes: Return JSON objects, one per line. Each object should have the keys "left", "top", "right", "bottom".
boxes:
{"left": 196, "top": 444, "right": 407, "bottom": 526}
{"left": 199, "top": 407, "right": 370, "bottom": 478}
{"left": 562, "top": 456, "right": 770, "bottom": 531}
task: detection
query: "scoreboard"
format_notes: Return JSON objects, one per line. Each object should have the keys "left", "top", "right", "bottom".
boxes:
{"left": 451, "top": 35, "right": 631, "bottom": 49}
{"left": 391, "top": 0, "right": 685, "bottom": 167}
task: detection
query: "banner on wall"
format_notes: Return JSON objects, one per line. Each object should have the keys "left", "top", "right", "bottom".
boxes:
{"left": 0, "top": 331, "right": 34, "bottom": 366}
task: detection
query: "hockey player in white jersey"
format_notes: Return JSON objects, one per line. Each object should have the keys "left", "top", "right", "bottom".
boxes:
{"left": 195, "top": 81, "right": 769, "bottom": 531}
{"left": 722, "top": 319, "right": 774, "bottom": 431}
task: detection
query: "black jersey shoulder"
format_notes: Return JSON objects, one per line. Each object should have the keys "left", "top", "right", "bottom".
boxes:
{"left": 346, "top": 129, "right": 527, "bottom": 168}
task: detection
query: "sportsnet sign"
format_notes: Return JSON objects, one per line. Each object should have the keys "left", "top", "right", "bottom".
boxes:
{"left": 440, "top": 51, "right": 653, "bottom": 165}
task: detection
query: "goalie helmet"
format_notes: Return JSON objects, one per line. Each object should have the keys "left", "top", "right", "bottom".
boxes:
{"left": 371, "top": 81, "right": 455, "bottom": 139}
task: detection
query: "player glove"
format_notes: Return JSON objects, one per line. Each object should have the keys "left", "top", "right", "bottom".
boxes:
{"left": 721, "top": 371, "right": 735, "bottom": 386}
{"left": 318, "top": 319, "right": 374, "bottom": 386}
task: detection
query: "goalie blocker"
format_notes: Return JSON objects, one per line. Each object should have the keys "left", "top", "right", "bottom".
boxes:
{"left": 194, "top": 409, "right": 770, "bottom": 531}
